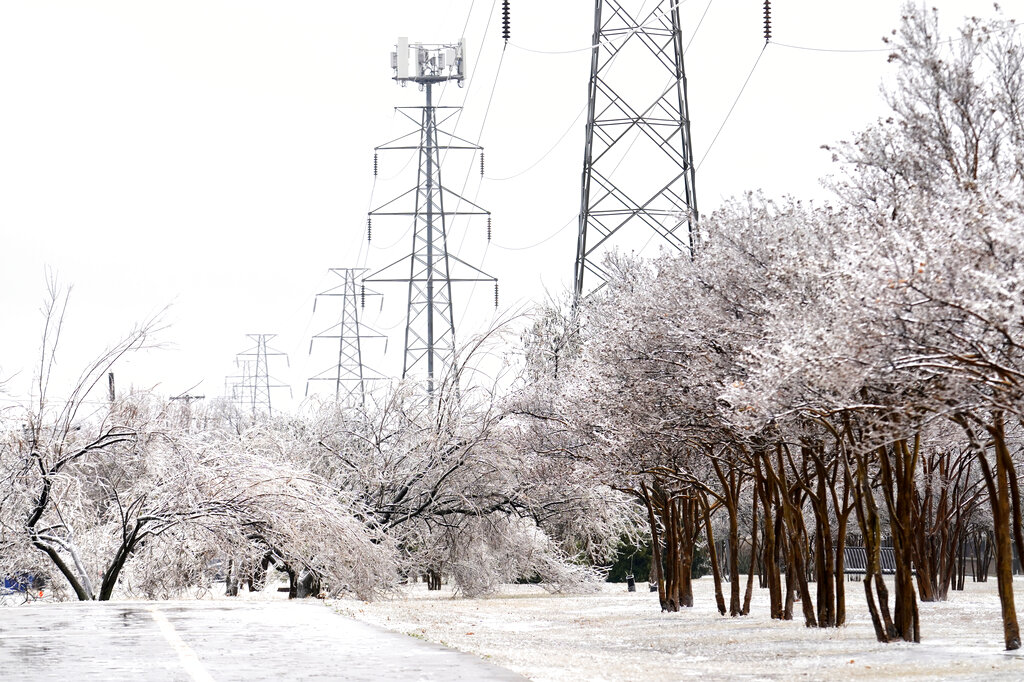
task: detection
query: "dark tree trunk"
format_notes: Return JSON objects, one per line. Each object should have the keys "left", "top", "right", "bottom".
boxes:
{"left": 678, "top": 495, "right": 697, "bottom": 608}
{"left": 710, "top": 458, "right": 746, "bottom": 615}
{"left": 830, "top": 458, "right": 854, "bottom": 628}
{"left": 98, "top": 529, "right": 142, "bottom": 601}
{"left": 978, "top": 413, "right": 1022, "bottom": 650}
{"left": 770, "top": 445, "right": 817, "bottom": 628}
{"left": 249, "top": 552, "right": 274, "bottom": 592}
{"left": 700, "top": 492, "right": 727, "bottom": 616}
{"left": 880, "top": 439, "right": 920, "bottom": 643}
{"left": 296, "top": 570, "right": 321, "bottom": 598}
{"left": 849, "top": 446, "right": 898, "bottom": 643}
{"left": 32, "top": 540, "right": 91, "bottom": 601}
{"left": 285, "top": 564, "right": 298, "bottom": 599}
{"left": 225, "top": 558, "right": 239, "bottom": 597}
{"left": 640, "top": 482, "right": 669, "bottom": 611}
{"left": 754, "top": 457, "right": 783, "bottom": 619}
{"left": 742, "top": 497, "right": 758, "bottom": 616}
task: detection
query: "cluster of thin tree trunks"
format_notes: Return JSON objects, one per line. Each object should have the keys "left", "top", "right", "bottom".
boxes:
{"left": 221, "top": 549, "right": 449, "bottom": 599}
{"left": 631, "top": 418, "right": 1024, "bottom": 650}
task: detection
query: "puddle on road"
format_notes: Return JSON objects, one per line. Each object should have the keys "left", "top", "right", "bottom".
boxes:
{"left": 12, "top": 641, "right": 52, "bottom": 661}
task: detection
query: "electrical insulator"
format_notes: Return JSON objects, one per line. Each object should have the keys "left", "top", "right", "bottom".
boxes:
{"left": 501, "top": 0, "right": 511, "bottom": 44}
{"left": 494, "top": 282, "right": 499, "bottom": 309}
{"left": 480, "top": 151, "right": 485, "bottom": 177}
{"left": 763, "top": 1, "right": 771, "bottom": 43}
{"left": 487, "top": 216, "right": 492, "bottom": 242}
{"left": 374, "top": 153, "right": 378, "bottom": 176}
{"left": 367, "top": 217, "right": 372, "bottom": 243}
{"left": 361, "top": 284, "right": 366, "bottom": 309}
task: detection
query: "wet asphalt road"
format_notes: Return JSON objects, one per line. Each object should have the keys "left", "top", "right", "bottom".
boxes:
{"left": 0, "top": 600, "right": 525, "bottom": 681}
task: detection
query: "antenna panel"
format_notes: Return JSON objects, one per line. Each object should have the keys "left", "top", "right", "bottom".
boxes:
{"left": 396, "top": 37, "right": 410, "bottom": 79}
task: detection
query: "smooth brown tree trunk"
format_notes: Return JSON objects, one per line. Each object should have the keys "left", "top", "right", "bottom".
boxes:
{"left": 849, "top": 447, "right": 898, "bottom": 643}
{"left": 880, "top": 439, "right": 920, "bottom": 643}
{"left": 700, "top": 492, "right": 727, "bottom": 615}
{"left": 742, "top": 497, "right": 758, "bottom": 615}
{"left": 640, "top": 482, "right": 670, "bottom": 612}
{"left": 769, "top": 445, "right": 817, "bottom": 628}
{"left": 978, "top": 413, "right": 1022, "bottom": 650}
{"left": 755, "top": 458, "right": 784, "bottom": 619}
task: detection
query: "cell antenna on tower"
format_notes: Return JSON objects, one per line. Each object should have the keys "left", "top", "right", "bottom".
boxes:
{"left": 366, "top": 38, "right": 498, "bottom": 395}
{"left": 574, "top": 1, "right": 699, "bottom": 304}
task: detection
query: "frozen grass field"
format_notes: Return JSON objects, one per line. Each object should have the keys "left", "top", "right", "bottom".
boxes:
{"left": 333, "top": 577, "right": 1024, "bottom": 681}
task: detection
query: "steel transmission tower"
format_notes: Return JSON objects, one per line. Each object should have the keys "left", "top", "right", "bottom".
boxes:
{"left": 574, "top": 0, "right": 698, "bottom": 302}
{"left": 366, "top": 38, "right": 498, "bottom": 394}
{"left": 224, "top": 360, "right": 251, "bottom": 407}
{"left": 307, "top": 268, "right": 384, "bottom": 405}
{"left": 228, "top": 334, "right": 290, "bottom": 417}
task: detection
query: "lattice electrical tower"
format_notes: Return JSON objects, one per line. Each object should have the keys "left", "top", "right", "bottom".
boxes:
{"left": 365, "top": 38, "right": 498, "bottom": 394}
{"left": 574, "top": 0, "right": 698, "bottom": 302}
{"left": 227, "top": 334, "right": 291, "bottom": 417}
{"left": 306, "top": 268, "right": 384, "bottom": 406}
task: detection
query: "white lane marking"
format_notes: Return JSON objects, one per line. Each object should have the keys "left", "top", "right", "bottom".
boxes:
{"left": 147, "top": 605, "right": 216, "bottom": 682}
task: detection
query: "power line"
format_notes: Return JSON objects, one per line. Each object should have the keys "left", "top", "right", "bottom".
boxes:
{"left": 696, "top": 43, "right": 766, "bottom": 171}
{"left": 485, "top": 101, "right": 588, "bottom": 181}
{"left": 506, "top": 0, "right": 693, "bottom": 55}
{"left": 370, "top": 220, "right": 416, "bottom": 251}
{"left": 430, "top": 0, "right": 483, "bottom": 110}
{"left": 686, "top": 0, "right": 714, "bottom": 51}
{"left": 491, "top": 213, "right": 576, "bottom": 251}
{"left": 433, "top": 0, "right": 501, "bottom": 164}
{"left": 455, "top": 46, "right": 507, "bottom": 254}
{"left": 766, "top": 13, "right": 1022, "bottom": 54}
{"left": 486, "top": 8, "right": 640, "bottom": 185}
{"left": 460, "top": 0, "right": 481, "bottom": 48}
{"left": 440, "top": 1, "right": 510, "bottom": 323}
{"left": 450, "top": 45, "right": 508, "bottom": 323}
{"left": 508, "top": 30, "right": 637, "bottom": 55}
{"left": 769, "top": 40, "right": 898, "bottom": 54}
{"left": 356, "top": 106, "right": 400, "bottom": 271}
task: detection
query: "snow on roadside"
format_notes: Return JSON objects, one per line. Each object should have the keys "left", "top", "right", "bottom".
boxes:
{"left": 331, "top": 578, "right": 1024, "bottom": 680}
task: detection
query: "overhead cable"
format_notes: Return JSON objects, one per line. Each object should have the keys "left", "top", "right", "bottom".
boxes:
{"left": 696, "top": 44, "right": 766, "bottom": 171}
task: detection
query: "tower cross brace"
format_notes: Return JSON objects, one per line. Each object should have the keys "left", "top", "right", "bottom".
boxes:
{"left": 574, "top": 0, "right": 698, "bottom": 303}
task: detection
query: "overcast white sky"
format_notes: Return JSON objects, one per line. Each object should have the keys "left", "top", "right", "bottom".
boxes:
{"left": 1, "top": 0, "right": 1020, "bottom": 409}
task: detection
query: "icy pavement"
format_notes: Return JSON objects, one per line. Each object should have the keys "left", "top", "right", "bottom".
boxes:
{"left": 333, "top": 579, "right": 1024, "bottom": 681}
{"left": 0, "top": 600, "right": 526, "bottom": 681}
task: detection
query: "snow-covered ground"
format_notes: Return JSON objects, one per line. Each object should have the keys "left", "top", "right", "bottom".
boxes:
{"left": 332, "top": 578, "right": 1024, "bottom": 680}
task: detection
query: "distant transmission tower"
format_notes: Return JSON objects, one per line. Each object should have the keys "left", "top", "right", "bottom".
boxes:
{"left": 574, "top": 0, "right": 698, "bottom": 302}
{"left": 366, "top": 37, "right": 498, "bottom": 394}
{"left": 307, "top": 268, "right": 384, "bottom": 406}
{"left": 225, "top": 360, "right": 251, "bottom": 407}
{"left": 228, "top": 334, "right": 290, "bottom": 417}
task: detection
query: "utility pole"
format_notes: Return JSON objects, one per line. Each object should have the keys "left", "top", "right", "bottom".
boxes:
{"left": 574, "top": 0, "right": 698, "bottom": 304}
{"left": 307, "top": 268, "right": 384, "bottom": 406}
{"left": 169, "top": 394, "right": 205, "bottom": 405}
{"left": 170, "top": 392, "right": 205, "bottom": 430}
{"left": 365, "top": 37, "right": 498, "bottom": 395}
